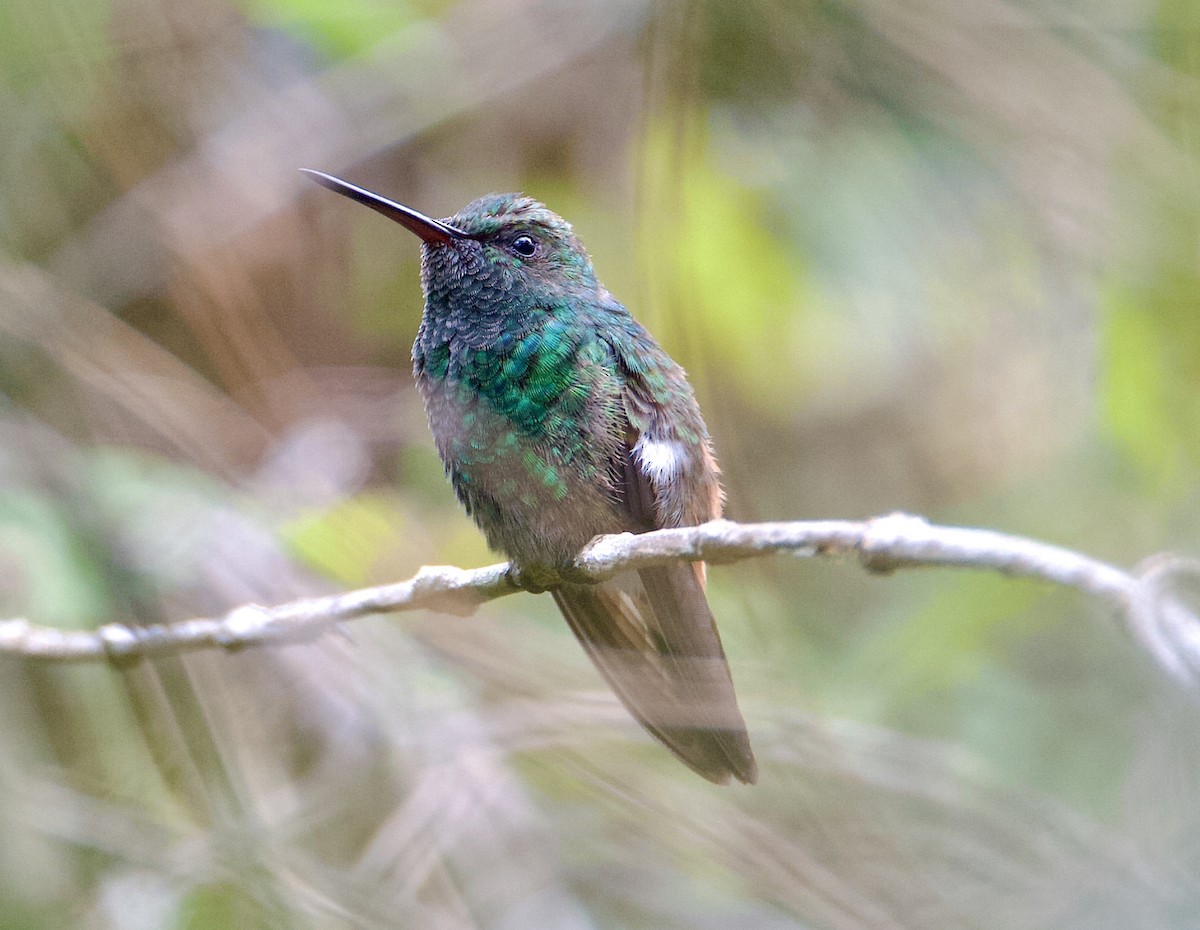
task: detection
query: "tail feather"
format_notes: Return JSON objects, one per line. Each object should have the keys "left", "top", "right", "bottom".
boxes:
{"left": 552, "top": 563, "right": 757, "bottom": 785}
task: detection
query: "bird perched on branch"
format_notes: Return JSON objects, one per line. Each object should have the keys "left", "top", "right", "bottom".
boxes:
{"left": 303, "top": 169, "right": 756, "bottom": 784}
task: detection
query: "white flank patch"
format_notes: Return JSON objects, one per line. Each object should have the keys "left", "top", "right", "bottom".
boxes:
{"left": 634, "top": 436, "right": 688, "bottom": 485}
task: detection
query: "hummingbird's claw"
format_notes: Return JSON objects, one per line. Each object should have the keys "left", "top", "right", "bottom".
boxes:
{"left": 508, "top": 561, "right": 600, "bottom": 593}
{"left": 557, "top": 563, "right": 599, "bottom": 586}
{"left": 507, "top": 563, "right": 558, "bottom": 594}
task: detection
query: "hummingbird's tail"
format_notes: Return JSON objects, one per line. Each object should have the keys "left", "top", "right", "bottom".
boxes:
{"left": 552, "top": 563, "right": 757, "bottom": 785}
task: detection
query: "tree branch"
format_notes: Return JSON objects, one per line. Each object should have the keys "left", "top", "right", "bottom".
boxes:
{"left": 2, "top": 514, "right": 1197, "bottom": 685}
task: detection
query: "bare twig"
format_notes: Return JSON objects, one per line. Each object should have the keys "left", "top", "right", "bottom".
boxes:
{"left": 1, "top": 514, "right": 1197, "bottom": 684}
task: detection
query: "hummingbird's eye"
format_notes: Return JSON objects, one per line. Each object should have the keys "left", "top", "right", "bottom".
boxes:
{"left": 510, "top": 235, "right": 538, "bottom": 257}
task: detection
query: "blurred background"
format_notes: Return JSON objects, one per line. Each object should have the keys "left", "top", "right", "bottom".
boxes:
{"left": 2, "top": 0, "right": 1200, "bottom": 926}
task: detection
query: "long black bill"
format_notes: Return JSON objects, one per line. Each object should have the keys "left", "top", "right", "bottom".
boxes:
{"left": 300, "top": 169, "right": 466, "bottom": 245}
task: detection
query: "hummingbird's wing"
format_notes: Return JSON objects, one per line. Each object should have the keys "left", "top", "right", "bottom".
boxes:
{"left": 550, "top": 371, "right": 757, "bottom": 785}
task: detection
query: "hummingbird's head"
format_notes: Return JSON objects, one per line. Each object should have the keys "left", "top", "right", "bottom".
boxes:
{"left": 433, "top": 192, "right": 599, "bottom": 296}
{"left": 301, "top": 172, "right": 602, "bottom": 340}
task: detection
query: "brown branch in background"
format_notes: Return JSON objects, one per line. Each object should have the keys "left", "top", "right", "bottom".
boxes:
{"left": 1, "top": 514, "right": 1197, "bottom": 684}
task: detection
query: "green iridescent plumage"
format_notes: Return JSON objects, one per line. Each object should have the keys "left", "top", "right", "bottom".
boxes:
{"left": 304, "top": 171, "right": 756, "bottom": 784}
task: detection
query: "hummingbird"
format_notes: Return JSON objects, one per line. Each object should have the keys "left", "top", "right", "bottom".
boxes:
{"left": 302, "top": 169, "right": 757, "bottom": 785}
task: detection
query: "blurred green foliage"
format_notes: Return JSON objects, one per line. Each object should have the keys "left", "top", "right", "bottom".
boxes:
{"left": 241, "top": 0, "right": 423, "bottom": 59}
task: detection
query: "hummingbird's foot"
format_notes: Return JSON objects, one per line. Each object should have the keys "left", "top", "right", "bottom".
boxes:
{"left": 557, "top": 562, "right": 599, "bottom": 586}
{"left": 506, "top": 563, "right": 560, "bottom": 595}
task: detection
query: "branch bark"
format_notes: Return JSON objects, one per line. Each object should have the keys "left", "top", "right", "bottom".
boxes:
{"left": 2, "top": 513, "right": 1197, "bottom": 685}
